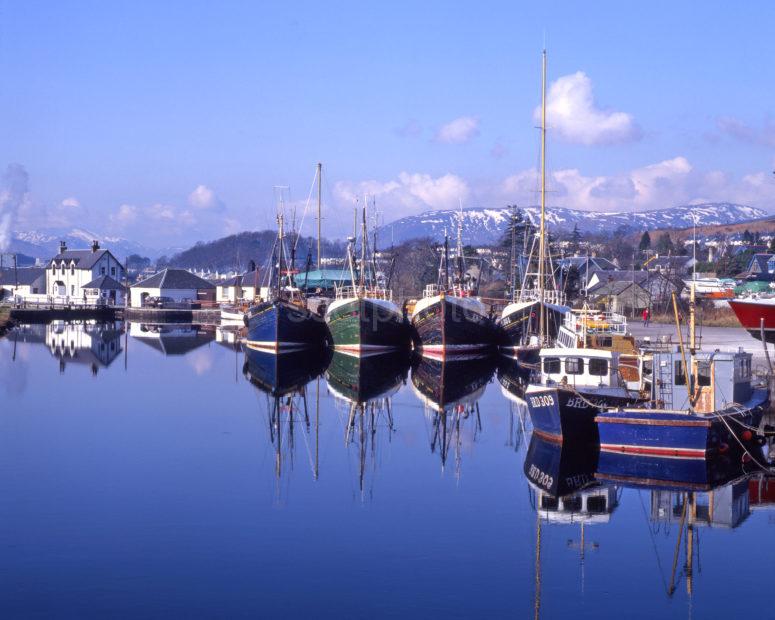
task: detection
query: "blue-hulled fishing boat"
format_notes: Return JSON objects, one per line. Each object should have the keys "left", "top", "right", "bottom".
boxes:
{"left": 244, "top": 213, "right": 328, "bottom": 353}
{"left": 596, "top": 347, "right": 767, "bottom": 460}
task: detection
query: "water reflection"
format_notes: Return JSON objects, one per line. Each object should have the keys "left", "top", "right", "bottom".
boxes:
{"left": 326, "top": 351, "right": 410, "bottom": 500}
{"left": 129, "top": 322, "right": 215, "bottom": 356}
{"left": 411, "top": 354, "right": 496, "bottom": 475}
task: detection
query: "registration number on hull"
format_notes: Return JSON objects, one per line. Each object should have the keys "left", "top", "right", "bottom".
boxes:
{"left": 529, "top": 394, "right": 555, "bottom": 408}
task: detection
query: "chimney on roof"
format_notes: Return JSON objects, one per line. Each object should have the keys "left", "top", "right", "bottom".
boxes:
{"left": 59, "top": 241, "right": 67, "bottom": 254}
{"left": 92, "top": 240, "right": 100, "bottom": 253}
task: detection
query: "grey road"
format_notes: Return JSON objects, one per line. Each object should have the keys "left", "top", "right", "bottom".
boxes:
{"left": 628, "top": 322, "right": 771, "bottom": 358}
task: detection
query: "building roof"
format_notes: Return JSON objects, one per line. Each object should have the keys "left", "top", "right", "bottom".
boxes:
{"left": 589, "top": 280, "right": 648, "bottom": 297}
{"left": 218, "top": 269, "right": 261, "bottom": 288}
{"left": 83, "top": 275, "right": 127, "bottom": 292}
{"left": 49, "top": 248, "right": 114, "bottom": 270}
{"left": 131, "top": 268, "right": 215, "bottom": 290}
{"left": 0, "top": 267, "right": 46, "bottom": 286}
{"left": 748, "top": 253, "right": 774, "bottom": 273}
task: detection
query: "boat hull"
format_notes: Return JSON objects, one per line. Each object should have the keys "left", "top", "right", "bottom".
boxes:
{"left": 245, "top": 300, "right": 329, "bottom": 353}
{"left": 728, "top": 299, "right": 775, "bottom": 343}
{"left": 596, "top": 396, "right": 767, "bottom": 460}
{"left": 525, "top": 384, "right": 639, "bottom": 446}
{"left": 326, "top": 297, "right": 409, "bottom": 354}
{"left": 412, "top": 295, "right": 496, "bottom": 358}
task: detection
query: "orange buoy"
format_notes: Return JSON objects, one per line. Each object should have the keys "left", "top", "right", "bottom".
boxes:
{"left": 742, "top": 430, "right": 753, "bottom": 441}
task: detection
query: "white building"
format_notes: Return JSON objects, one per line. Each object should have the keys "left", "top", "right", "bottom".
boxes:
{"left": 215, "top": 269, "right": 261, "bottom": 304}
{"left": 129, "top": 268, "right": 216, "bottom": 308}
{"left": 47, "top": 241, "right": 126, "bottom": 305}
{"left": 0, "top": 267, "right": 47, "bottom": 303}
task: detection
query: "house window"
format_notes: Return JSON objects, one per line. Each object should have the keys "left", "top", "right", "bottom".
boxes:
{"left": 61, "top": 265, "right": 65, "bottom": 274}
{"left": 51, "top": 265, "right": 56, "bottom": 274}
{"left": 70, "top": 285, "right": 74, "bottom": 295}
{"left": 33, "top": 288, "right": 38, "bottom": 294}
{"left": 100, "top": 267, "right": 106, "bottom": 275}
{"left": 565, "top": 357, "right": 583, "bottom": 375}
{"left": 111, "top": 267, "right": 116, "bottom": 276}
{"left": 70, "top": 265, "right": 74, "bottom": 275}
{"left": 543, "top": 357, "right": 561, "bottom": 374}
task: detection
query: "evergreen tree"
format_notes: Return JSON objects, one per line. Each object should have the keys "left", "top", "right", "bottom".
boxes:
{"left": 638, "top": 231, "right": 651, "bottom": 251}
{"left": 654, "top": 232, "right": 674, "bottom": 255}
{"left": 742, "top": 229, "right": 754, "bottom": 245}
{"left": 570, "top": 223, "right": 582, "bottom": 254}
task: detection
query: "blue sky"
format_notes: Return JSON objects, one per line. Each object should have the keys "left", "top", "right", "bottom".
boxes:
{"left": 1, "top": 0, "right": 774, "bottom": 249}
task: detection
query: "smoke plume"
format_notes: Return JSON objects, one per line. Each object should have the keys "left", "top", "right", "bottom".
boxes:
{"left": 0, "top": 164, "right": 30, "bottom": 251}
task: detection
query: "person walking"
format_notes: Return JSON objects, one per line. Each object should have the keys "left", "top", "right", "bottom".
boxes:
{"left": 642, "top": 307, "right": 650, "bottom": 327}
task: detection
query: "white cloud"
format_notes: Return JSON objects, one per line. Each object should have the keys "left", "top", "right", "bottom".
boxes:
{"left": 537, "top": 72, "right": 640, "bottom": 145}
{"left": 334, "top": 171, "right": 469, "bottom": 226}
{"left": 717, "top": 116, "right": 775, "bottom": 147}
{"left": 435, "top": 116, "right": 480, "bottom": 144}
{"left": 497, "top": 156, "right": 775, "bottom": 213}
{"left": 112, "top": 204, "right": 138, "bottom": 225}
{"left": 60, "top": 197, "right": 80, "bottom": 209}
{"left": 188, "top": 184, "right": 224, "bottom": 211}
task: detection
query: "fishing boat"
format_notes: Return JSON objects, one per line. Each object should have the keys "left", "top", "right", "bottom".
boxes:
{"left": 243, "top": 345, "right": 329, "bottom": 397}
{"left": 411, "top": 217, "right": 497, "bottom": 359}
{"left": 244, "top": 213, "right": 328, "bottom": 353}
{"left": 596, "top": 346, "right": 767, "bottom": 459}
{"left": 687, "top": 277, "right": 736, "bottom": 300}
{"left": 728, "top": 296, "right": 775, "bottom": 343}
{"left": 325, "top": 206, "right": 408, "bottom": 355}
{"left": 500, "top": 52, "right": 570, "bottom": 361}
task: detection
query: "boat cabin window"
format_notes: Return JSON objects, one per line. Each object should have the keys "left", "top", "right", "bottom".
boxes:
{"left": 587, "top": 495, "right": 608, "bottom": 514}
{"left": 697, "top": 361, "right": 712, "bottom": 387}
{"left": 563, "top": 496, "right": 582, "bottom": 512}
{"left": 597, "top": 336, "right": 612, "bottom": 348}
{"left": 540, "top": 496, "right": 558, "bottom": 510}
{"left": 565, "top": 357, "right": 583, "bottom": 375}
{"left": 589, "top": 358, "right": 608, "bottom": 376}
{"left": 543, "top": 357, "right": 561, "bottom": 374}
{"left": 674, "top": 360, "right": 687, "bottom": 386}
{"left": 738, "top": 357, "right": 752, "bottom": 380}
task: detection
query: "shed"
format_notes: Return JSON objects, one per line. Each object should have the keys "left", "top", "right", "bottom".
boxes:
{"left": 130, "top": 268, "right": 216, "bottom": 308}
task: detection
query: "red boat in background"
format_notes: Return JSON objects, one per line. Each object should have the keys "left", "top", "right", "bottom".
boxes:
{"left": 728, "top": 297, "right": 775, "bottom": 343}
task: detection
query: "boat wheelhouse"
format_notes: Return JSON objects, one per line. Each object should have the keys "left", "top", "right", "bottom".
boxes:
{"left": 525, "top": 347, "right": 644, "bottom": 445}
{"left": 556, "top": 309, "right": 640, "bottom": 386}
{"left": 597, "top": 347, "right": 767, "bottom": 460}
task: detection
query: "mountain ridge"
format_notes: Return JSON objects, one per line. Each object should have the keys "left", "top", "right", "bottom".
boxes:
{"left": 377, "top": 202, "right": 767, "bottom": 245}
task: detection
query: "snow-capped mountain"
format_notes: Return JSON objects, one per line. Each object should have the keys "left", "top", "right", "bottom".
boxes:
{"left": 378, "top": 203, "right": 768, "bottom": 245}
{"left": 8, "top": 228, "right": 162, "bottom": 260}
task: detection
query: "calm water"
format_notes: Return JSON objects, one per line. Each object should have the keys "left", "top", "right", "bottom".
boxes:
{"left": 1, "top": 321, "right": 773, "bottom": 619}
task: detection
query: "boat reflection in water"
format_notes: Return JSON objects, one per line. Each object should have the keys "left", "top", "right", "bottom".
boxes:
{"left": 498, "top": 356, "right": 532, "bottom": 453}
{"left": 326, "top": 351, "right": 410, "bottom": 499}
{"left": 411, "top": 353, "right": 496, "bottom": 475}
{"left": 523, "top": 433, "right": 619, "bottom": 619}
{"left": 525, "top": 430, "right": 768, "bottom": 611}
{"left": 243, "top": 345, "right": 329, "bottom": 484}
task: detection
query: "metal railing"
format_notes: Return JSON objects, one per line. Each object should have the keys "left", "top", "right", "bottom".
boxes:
{"left": 335, "top": 284, "right": 393, "bottom": 302}
{"left": 564, "top": 310, "right": 627, "bottom": 335}
{"left": 513, "top": 289, "right": 566, "bottom": 306}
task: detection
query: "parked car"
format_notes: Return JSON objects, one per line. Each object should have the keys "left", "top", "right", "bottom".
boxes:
{"left": 144, "top": 296, "right": 175, "bottom": 308}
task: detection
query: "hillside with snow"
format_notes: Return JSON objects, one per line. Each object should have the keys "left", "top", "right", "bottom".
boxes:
{"left": 377, "top": 203, "right": 768, "bottom": 245}
{"left": 8, "top": 228, "right": 164, "bottom": 260}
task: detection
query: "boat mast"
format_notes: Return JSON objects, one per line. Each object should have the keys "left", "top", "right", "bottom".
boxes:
{"left": 690, "top": 212, "right": 697, "bottom": 352}
{"left": 360, "top": 201, "right": 368, "bottom": 292}
{"left": 510, "top": 205, "right": 518, "bottom": 301}
{"left": 444, "top": 232, "right": 451, "bottom": 290}
{"left": 317, "top": 162, "right": 322, "bottom": 269}
{"left": 538, "top": 49, "right": 548, "bottom": 342}
{"left": 276, "top": 213, "right": 284, "bottom": 298}
{"left": 456, "top": 201, "right": 465, "bottom": 291}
